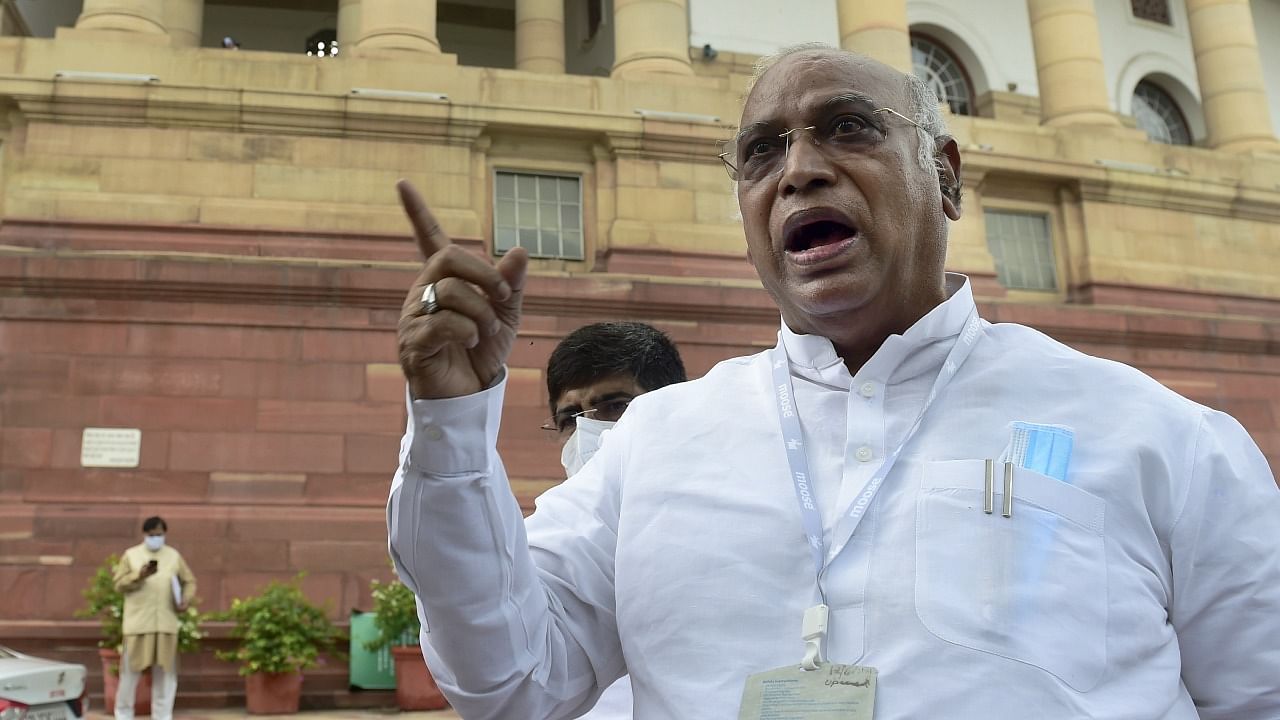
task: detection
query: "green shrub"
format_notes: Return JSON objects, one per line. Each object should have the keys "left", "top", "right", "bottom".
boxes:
{"left": 364, "top": 576, "right": 420, "bottom": 652}
{"left": 210, "top": 574, "right": 341, "bottom": 676}
{"left": 75, "top": 555, "right": 124, "bottom": 650}
{"left": 176, "top": 605, "right": 204, "bottom": 654}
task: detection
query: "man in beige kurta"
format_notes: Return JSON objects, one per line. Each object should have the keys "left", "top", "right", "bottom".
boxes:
{"left": 113, "top": 516, "right": 197, "bottom": 720}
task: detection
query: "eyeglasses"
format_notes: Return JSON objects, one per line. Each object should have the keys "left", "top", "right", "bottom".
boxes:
{"left": 540, "top": 398, "right": 633, "bottom": 435}
{"left": 719, "top": 107, "right": 923, "bottom": 182}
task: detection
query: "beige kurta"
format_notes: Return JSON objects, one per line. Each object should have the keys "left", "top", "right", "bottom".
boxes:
{"left": 113, "top": 543, "right": 197, "bottom": 673}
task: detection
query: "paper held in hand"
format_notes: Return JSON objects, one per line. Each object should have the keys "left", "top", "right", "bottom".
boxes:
{"left": 171, "top": 575, "right": 182, "bottom": 608}
{"left": 738, "top": 664, "right": 876, "bottom": 720}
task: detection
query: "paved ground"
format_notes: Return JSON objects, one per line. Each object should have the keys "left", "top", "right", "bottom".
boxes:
{"left": 88, "top": 710, "right": 460, "bottom": 720}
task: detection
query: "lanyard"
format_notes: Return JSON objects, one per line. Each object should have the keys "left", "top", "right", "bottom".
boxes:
{"left": 771, "top": 307, "right": 983, "bottom": 591}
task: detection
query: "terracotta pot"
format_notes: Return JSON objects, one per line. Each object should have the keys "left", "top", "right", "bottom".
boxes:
{"left": 391, "top": 645, "right": 448, "bottom": 711}
{"left": 245, "top": 671, "right": 303, "bottom": 715}
{"left": 99, "top": 648, "right": 152, "bottom": 716}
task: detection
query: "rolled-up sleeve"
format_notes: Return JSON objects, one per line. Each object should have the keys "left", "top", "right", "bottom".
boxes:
{"left": 1170, "top": 409, "right": 1280, "bottom": 719}
{"left": 387, "top": 369, "right": 623, "bottom": 720}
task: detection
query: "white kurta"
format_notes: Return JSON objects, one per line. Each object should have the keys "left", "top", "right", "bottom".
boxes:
{"left": 388, "top": 276, "right": 1280, "bottom": 720}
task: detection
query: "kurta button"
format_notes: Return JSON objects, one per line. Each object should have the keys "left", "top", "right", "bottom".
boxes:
{"left": 859, "top": 382, "right": 876, "bottom": 398}
{"left": 425, "top": 425, "right": 444, "bottom": 441}
{"left": 855, "top": 446, "right": 873, "bottom": 462}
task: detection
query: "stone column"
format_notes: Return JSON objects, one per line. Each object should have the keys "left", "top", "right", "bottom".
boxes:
{"left": 835, "top": 0, "right": 911, "bottom": 74}
{"left": 75, "top": 0, "right": 166, "bottom": 36}
{"left": 337, "top": 0, "right": 363, "bottom": 50}
{"left": 1026, "top": 0, "right": 1119, "bottom": 126}
{"left": 1185, "top": 0, "right": 1278, "bottom": 151}
{"left": 516, "top": 0, "right": 565, "bottom": 73}
{"left": 355, "top": 0, "right": 440, "bottom": 55}
{"left": 611, "top": 0, "right": 693, "bottom": 78}
{"left": 166, "top": 0, "right": 203, "bottom": 48}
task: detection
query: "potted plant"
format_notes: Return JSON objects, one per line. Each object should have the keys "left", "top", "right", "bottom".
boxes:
{"left": 366, "top": 575, "right": 447, "bottom": 711}
{"left": 76, "top": 555, "right": 203, "bottom": 715}
{"left": 211, "top": 575, "right": 339, "bottom": 715}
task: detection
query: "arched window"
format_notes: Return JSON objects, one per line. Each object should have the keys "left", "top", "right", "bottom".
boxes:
{"left": 1132, "top": 81, "right": 1192, "bottom": 146}
{"left": 910, "top": 35, "right": 974, "bottom": 116}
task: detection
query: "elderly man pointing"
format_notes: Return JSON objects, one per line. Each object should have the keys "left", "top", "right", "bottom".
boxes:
{"left": 387, "top": 45, "right": 1280, "bottom": 719}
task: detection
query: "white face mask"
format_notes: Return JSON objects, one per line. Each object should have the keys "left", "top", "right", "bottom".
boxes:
{"left": 144, "top": 535, "right": 165, "bottom": 552}
{"left": 560, "top": 416, "right": 616, "bottom": 477}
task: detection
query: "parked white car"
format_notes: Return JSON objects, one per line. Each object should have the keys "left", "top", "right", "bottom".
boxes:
{"left": 0, "top": 647, "right": 87, "bottom": 720}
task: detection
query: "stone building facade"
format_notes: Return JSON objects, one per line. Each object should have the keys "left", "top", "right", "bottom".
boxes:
{"left": 1, "top": 0, "right": 1277, "bottom": 707}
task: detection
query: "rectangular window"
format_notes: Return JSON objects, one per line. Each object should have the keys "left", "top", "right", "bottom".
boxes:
{"left": 587, "top": 0, "right": 604, "bottom": 41}
{"left": 984, "top": 210, "right": 1058, "bottom": 291}
{"left": 1131, "top": 0, "right": 1171, "bottom": 25}
{"left": 493, "top": 171, "right": 584, "bottom": 260}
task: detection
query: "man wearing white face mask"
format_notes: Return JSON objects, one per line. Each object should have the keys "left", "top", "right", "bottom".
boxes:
{"left": 559, "top": 416, "right": 613, "bottom": 478}
{"left": 113, "top": 516, "right": 197, "bottom": 720}
{"left": 545, "top": 322, "right": 688, "bottom": 478}
{"left": 535, "top": 322, "right": 687, "bottom": 718}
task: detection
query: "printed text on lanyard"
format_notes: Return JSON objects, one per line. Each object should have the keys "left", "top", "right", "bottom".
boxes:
{"left": 771, "top": 308, "right": 983, "bottom": 668}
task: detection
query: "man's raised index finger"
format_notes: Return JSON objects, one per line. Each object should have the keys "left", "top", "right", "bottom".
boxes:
{"left": 397, "top": 179, "right": 451, "bottom": 259}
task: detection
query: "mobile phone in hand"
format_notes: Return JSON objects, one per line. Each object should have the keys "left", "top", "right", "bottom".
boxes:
{"left": 148, "top": 559, "right": 158, "bottom": 571}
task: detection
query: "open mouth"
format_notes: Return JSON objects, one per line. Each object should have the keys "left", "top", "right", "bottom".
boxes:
{"left": 782, "top": 210, "right": 859, "bottom": 264}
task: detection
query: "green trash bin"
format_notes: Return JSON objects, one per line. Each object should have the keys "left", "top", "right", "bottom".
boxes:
{"left": 349, "top": 611, "right": 396, "bottom": 690}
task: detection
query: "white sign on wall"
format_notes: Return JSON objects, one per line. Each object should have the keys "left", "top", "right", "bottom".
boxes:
{"left": 81, "top": 428, "right": 142, "bottom": 468}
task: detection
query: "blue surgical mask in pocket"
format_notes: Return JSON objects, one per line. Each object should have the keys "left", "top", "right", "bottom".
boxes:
{"left": 1002, "top": 422, "right": 1074, "bottom": 483}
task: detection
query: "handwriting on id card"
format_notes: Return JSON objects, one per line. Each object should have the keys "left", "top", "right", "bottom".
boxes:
{"left": 738, "top": 664, "right": 876, "bottom": 720}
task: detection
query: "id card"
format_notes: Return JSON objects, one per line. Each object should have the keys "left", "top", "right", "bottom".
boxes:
{"left": 738, "top": 664, "right": 876, "bottom": 720}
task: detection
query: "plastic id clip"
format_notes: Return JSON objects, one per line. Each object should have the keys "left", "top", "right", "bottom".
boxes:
{"left": 801, "top": 603, "right": 829, "bottom": 670}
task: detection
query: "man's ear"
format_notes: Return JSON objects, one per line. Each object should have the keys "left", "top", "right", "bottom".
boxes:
{"left": 936, "top": 136, "right": 962, "bottom": 221}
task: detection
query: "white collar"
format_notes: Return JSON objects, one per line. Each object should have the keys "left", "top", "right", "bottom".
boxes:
{"left": 778, "top": 273, "right": 976, "bottom": 372}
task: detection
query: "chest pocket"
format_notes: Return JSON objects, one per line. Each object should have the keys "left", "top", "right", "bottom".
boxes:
{"left": 914, "top": 459, "right": 1107, "bottom": 691}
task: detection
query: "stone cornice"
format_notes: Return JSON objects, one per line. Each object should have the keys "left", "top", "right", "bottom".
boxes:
{"left": 0, "top": 76, "right": 727, "bottom": 161}
{"left": 1078, "top": 168, "right": 1280, "bottom": 225}
{"left": 0, "top": 244, "right": 776, "bottom": 326}
{"left": 4, "top": 74, "right": 1279, "bottom": 207}
{"left": 0, "top": 76, "right": 485, "bottom": 142}
{"left": 966, "top": 148, "right": 1280, "bottom": 224}
{"left": 2, "top": 244, "right": 1276, "bottom": 359}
